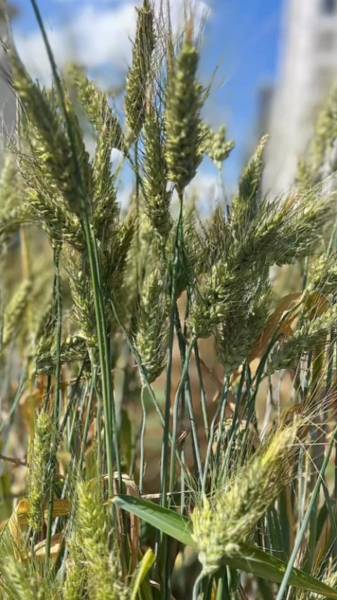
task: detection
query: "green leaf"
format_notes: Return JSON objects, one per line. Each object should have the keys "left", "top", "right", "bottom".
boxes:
{"left": 226, "top": 545, "right": 337, "bottom": 599}
{"left": 114, "top": 495, "right": 194, "bottom": 546}
{"left": 131, "top": 548, "right": 155, "bottom": 600}
{"left": 115, "top": 495, "right": 337, "bottom": 599}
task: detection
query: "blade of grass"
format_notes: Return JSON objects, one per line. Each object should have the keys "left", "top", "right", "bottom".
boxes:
{"left": 130, "top": 547, "right": 156, "bottom": 600}
{"left": 115, "top": 494, "right": 337, "bottom": 598}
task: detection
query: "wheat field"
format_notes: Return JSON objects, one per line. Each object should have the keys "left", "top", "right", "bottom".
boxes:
{"left": 1, "top": 1, "right": 337, "bottom": 598}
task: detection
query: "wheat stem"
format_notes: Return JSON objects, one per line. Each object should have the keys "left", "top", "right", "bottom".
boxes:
{"left": 29, "top": 0, "right": 121, "bottom": 496}
{"left": 139, "top": 385, "right": 146, "bottom": 495}
{"left": 44, "top": 245, "right": 62, "bottom": 572}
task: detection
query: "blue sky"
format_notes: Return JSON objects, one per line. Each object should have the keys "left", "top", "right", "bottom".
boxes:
{"left": 11, "top": 0, "right": 285, "bottom": 187}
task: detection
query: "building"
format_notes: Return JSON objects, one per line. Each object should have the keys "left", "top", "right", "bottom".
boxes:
{"left": 264, "top": 0, "right": 337, "bottom": 195}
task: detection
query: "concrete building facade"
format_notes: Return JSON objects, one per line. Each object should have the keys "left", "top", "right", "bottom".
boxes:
{"left": 264, "top": 0, "right": 337, "bottom": 194}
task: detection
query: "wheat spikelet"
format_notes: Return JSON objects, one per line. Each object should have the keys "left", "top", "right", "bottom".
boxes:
{"left": 165, "top": 36, "right": 203, "bottom": 193}
{"left": 2, "top": 278, "right": 32, "bottom": 349}
{"left": 64, "top": 539, "right": 86, "bottom": 600}
{"left": 125, "top": 0, "right": 155, "bottom": 139}
{"left": 192, "top": 421, "right": 301, "bottom": 574}
{"left": 0, "top": 558, "right": 35, "bottom": 600}
{"left": 65, "top": 247, "right": 96, "bottom": 347}
{"left": 135, "top": 267, "right": 169, "bottom": 383}
{"left": 12, "top": 56, "right": 85, "bottom": 216}
{"left": 69, "top": 64, "right": 124, "bottom": 235}
{"left": 232, "top": 135, "right": 268, "bottom": 234}
{"left": 69, "top": 480, "right": 128, "bottom": 600}
{"left": 143, "top": 103, "right": 171, "bottom": 239}
{"left": 27, "top": 410, "right": 52, "bottom": 532}
{"left": 200, "top": 123, "right": 234, "bottom": 169}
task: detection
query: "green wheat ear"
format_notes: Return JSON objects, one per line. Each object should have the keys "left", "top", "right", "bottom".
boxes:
{"left": 143, "top": 103, "right": 172, "bottom": 240}
{"left": 11, "top": 54, "right": 83, "bottom": 216}
{"left": 63, "top": 537, "right": 86, "bottom": 600}
{"left": 65, "top": 479, "right": 128, "bottom": 600}
{"left": 231, "top": 135, "right": 268, "bottom": 235}
{"left": 2, "top": 279, "right": 32, "bottom": 350}
{"left": 0, "top": 154, "right": 17, "bottom": 209}
{"left": 0, "top": 558, "right": 35, "bottom": 600}
{"left": 68, "top": 64, "right": 124, "bottom": 151}
{"left": 192, "top": 420, "right": 301, "bottom": 575}
{"left": 135, "top": 266, "right": 170, "bottom": 383}
{"left": 10, "top": 56, "right": 86, "bottom": 248}
{"left": 199, "top": 123, "right": 235, "bottom": 169}
{"left": 68, "top": 64, "right": 124, "bottom": 232}
{"left": 165, "top": 35, "right": 204, "bottom": 193}
{"left": 125, "top": 0, "right": 155, "bottom": 141}
{"left": 28, "top": 410, "right": 52, "bottom": 532}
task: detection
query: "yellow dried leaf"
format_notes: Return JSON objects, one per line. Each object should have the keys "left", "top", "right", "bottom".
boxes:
{"left": 43, "top": 498, "right": 71, "bottom": 520}
{"left": 250, "top": 292, "right": 304, "bottom": 362}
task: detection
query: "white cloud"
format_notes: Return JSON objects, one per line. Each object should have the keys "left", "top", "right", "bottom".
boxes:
{"left": 13, "top": 0, "right": 210, "bottom": 84}
{"left": 14, "top": 3, "right": 135, "bottom": 82}
{"left": 186, "top": 171, "right": 224, "bottom": 212}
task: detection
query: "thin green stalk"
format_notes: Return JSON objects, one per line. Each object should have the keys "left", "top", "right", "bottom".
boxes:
{"left": 169, "top": 304, "right": 190, "bottom": 515}
{"left": 160, "top": 193, "right": 184, "bottom": 503}
{"left": 52, "top": 373, "right": 94, "bottom": 538}
{"left": 134, "top": 140, "right": 141, "bottom": 292}
{"left": 78, "top": 367, "right": 97, "bottom": 473}
{"left": 110, "top": 298, "right": 165, "bottom": 426}
{"left": 174, "top": 308, "right": 203, "bottom": 484}
{"left": 0, "top": 372, "right": 26, "bottom": 434}
{"left": 224, "top": 363, "right": 246, "bottom": 447}
{"left": 297, "top": 448, "right": 308, "bottom": 524}
{"left": 44, "top": 246, "right": 62, "bottom": 572}
{"left": 159, "top": 191, "right": 185, "bottom": 600}
{"left": 214, "top": 374, "right": 233, "bottom": 480}
{"left": 159, "top": 258, "right": 179, "bottom": 600}
{"left": 67, "top": 381, "right": 89, "bottom": 456}
{"left": 184, "top": 378, "right": 203, "bottom": 481}
{"left": 193, "top": 340, "right": 209, "bottom": 439}
{"left": 276, "top": 424, "right": 337, "bottom": 600}
{"left": 54, "top": 246, "right": 62, "bottom": 422}
{"left": 110, "top": 297, "right": 188, "bottom": 476}
{"left": 160, "top": 267, "right": 179, "bottom": 504}
{"left": 216, "top": 568, "right": 231, "bottom": 600}
{"left": 202, "top": 380, "right": 229, "bottom": 494}
{"left": 84, "top": 224, "right": 120, "bottom": 494}
{"left": 29, "top": 0, "right": 121, "bottom": 495}
{"left": 180, "top": 452, "right": 186, "bottom": 514}
{"left": 169, "top": 339, "right": 195, "bottom": 493}
{"left": 59, "top": 362, "right": 87, "bottom": 438}
{"left": 139, "top": 385, "right": 146, "bottom": 495}
{"left": 321, "top": 479, "right": 337, "bottom": 560}
{"left": 96, "top": 383, "right": 102, "bottom": 478}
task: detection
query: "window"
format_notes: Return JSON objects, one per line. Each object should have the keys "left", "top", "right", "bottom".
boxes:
{"left": 322, "top": 0, "right": 337, "bottom": 14}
